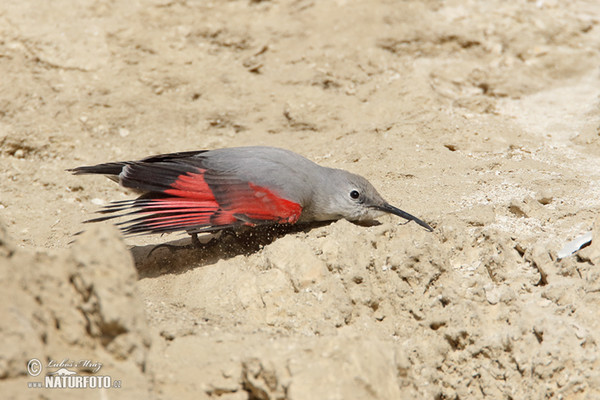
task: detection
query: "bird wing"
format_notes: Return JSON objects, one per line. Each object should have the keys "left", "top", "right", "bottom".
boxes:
{"left": 74, "top": 153, "right": 303, "bottom": 236}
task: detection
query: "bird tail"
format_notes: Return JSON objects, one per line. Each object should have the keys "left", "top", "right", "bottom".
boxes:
{"left": 68, "top": 162, "right": 125, "bottom": 177}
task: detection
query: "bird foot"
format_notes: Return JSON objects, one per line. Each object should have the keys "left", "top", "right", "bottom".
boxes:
{"left": 147, "top": 233, "right": 202, "bottom": 258}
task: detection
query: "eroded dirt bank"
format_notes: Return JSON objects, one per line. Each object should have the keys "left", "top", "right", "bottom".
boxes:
{"left": 1, "top": 0, "right": 600, "bottom": 398}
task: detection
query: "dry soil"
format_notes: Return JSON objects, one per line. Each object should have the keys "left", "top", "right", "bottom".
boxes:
{"left": 2, "top": 0, "right": 600, "bottom": 399}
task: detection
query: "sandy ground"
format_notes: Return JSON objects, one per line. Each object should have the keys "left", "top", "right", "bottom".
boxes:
{"left": 2, "top": 0, "right": 600, "bottom": 398}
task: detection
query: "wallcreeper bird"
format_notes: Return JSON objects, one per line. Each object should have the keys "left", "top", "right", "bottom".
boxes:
{"left": 70, "top": 146, "right": 433, "bottom": 242}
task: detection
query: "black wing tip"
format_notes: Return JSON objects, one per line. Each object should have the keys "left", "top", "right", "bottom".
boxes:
{"left": 80, "top": 196, "right": 229, "bottom": 237}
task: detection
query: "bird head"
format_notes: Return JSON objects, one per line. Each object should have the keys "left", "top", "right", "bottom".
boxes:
{"left": 311, "top": 169, "right": 433, "bottom": 231}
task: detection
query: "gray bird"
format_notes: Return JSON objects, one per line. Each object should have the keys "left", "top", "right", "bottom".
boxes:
{"left": 70, "top": 146, "right": 433, "bottom": 240}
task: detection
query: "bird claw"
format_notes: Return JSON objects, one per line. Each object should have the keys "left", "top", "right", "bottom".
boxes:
{"left": 147, "top": 233, "right": 202, "bottom": 258}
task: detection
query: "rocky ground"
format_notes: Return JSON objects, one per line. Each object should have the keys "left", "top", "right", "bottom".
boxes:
{"left": 1, "top": 0, "right": 600, "bottom": 399}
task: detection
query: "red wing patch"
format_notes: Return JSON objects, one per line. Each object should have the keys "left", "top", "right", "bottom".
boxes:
{"left": 240, "top": 182, "right": 302, "bottom": 223}
{"left": 89, "top": 168, "right": 302, "bottom": 236}
{"left": 163, "top": 170, "right": 216, "bottom": 201}
{"left": 209, "top": 182, "right": 302, "bottom": 226}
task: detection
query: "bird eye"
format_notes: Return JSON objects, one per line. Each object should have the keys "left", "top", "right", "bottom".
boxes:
{"left": 350, "top": 190, "right": 360, "bottom": 199}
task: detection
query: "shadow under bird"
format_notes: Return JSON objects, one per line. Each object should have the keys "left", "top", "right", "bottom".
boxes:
{"left": 69, "top": 146, "right": 433, "bottom": 242}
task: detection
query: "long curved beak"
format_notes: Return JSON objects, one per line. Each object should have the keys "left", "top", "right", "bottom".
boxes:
{"left": 375, "top": 203, "right": 434, "bottom": 232}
